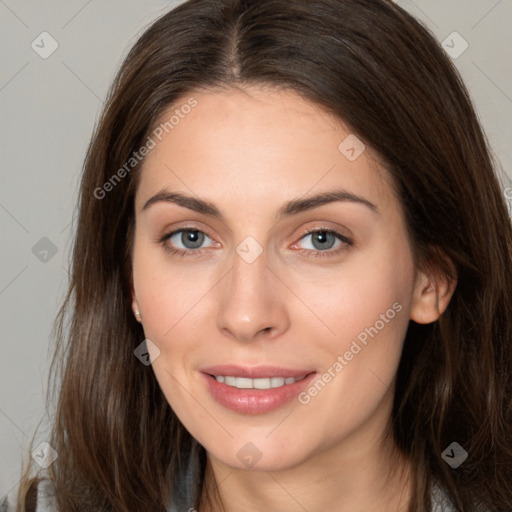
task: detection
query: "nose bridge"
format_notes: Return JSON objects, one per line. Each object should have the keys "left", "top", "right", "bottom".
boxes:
{"left": 216, "top": 240, "right": 288, "bottom": 342}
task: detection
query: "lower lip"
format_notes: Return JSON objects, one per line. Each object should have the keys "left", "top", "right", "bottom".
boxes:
{"left": 201, "top": 372, "right": 317, "bottom": 415}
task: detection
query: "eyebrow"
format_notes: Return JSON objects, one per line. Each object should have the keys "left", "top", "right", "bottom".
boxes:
{"left": 141, "top": 187, "right": 379, "bottom": 220}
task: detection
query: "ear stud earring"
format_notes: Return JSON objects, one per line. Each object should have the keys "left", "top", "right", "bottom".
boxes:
{"left": 134, "top": 309, "right": 142, "bottom": 321}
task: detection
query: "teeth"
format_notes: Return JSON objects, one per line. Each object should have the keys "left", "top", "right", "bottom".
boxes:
{"left": 270, "top": 377, "right": 285, "bottom": 387}
{"left": 214, "top": 374, "right": 307, "bottom": 389}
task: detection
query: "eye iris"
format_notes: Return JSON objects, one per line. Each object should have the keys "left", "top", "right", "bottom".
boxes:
{"left": 182, "top": 230, "right": 204, "bottom": 249}
{"left": 311, "top": 231, "right": 336, "bottom": 250}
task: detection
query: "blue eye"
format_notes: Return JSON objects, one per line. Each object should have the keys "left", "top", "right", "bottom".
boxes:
{"left": 157, "top": 227, "right": 353, "bottom": 259}
{"left": 159, "top": 228, "right": 215, "bottom": 257}
{"left": 295, "top": 228, "right": 353, "bottom": 258}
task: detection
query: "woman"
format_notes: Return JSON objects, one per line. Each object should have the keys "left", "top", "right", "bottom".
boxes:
{"left": 3, "top": 0, "right": 511, "bottom": 510}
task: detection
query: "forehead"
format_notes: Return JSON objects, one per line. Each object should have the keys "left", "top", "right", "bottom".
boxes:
{"left": 134, "top": 86, "right": 396, "bottom": 215}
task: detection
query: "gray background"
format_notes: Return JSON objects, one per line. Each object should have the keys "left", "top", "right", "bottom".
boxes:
{"left": 1, "top": 0, "right": 511, "bottom": 500}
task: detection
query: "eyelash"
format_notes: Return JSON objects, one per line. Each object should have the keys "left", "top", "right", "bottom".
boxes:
{"left": 157, "top": 226, "right": 353, "bottom": 259}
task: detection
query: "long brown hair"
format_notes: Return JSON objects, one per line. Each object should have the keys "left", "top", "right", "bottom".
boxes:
{"left": 15, "top": 0, "right": 512, "bottom": 510}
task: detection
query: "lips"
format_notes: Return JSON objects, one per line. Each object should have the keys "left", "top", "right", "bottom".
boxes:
{"left": 200, "top": 364, "right": 317, "bottom": 414}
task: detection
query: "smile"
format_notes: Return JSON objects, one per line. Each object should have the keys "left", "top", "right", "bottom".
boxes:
{"left": 200, "top": 367, "right": 317, "bottom": 414}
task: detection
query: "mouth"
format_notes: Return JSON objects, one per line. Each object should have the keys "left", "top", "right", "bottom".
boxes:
{"left": 200, "top": 364, "right": 317, "bottom": 414}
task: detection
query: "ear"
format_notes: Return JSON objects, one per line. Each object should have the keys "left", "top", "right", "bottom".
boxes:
{"left": 410, "top": 256, "right": 457, "bottom": 324}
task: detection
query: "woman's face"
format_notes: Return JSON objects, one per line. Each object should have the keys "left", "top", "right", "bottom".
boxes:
{"left": 130, "top": 86, "right": 445, "bottom": 471}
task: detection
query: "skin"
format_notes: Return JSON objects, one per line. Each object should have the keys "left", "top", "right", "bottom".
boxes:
{"left": 130, "top": 85, "right": 456, "bottom": 511}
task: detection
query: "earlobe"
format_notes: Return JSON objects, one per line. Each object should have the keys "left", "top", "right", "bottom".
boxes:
{"left": 410, "top": 266, "right": 457, "bottom": 324}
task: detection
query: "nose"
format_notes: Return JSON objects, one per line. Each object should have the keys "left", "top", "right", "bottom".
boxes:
{"left": 216, "top": 246, "right": 290, "bottom": 343}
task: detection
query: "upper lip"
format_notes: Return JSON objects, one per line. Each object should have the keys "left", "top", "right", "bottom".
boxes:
{"left": 200, "top": 364, "right": 315, "bottom": 379}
